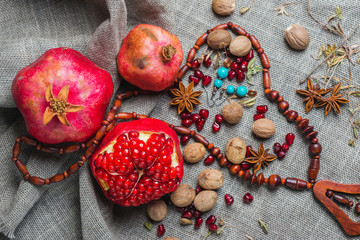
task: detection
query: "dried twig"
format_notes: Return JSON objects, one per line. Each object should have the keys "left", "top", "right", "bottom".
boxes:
{"left": 274, "top": 2, "right": 298, "bottom": 16}
{"left": 240, "top": 0, "right": 256, "bottom": 15}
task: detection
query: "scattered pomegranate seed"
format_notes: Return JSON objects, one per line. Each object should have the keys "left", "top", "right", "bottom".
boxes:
{"left": 212, "top": 122, "right": 220, "bottom": 132}
{"left": 194, "top": 217, "right": 203, "bottom": 229}
{"left": 285, "top": 133, "right": 295, "bottom": 146}
{"left": 243, "top": 193, "right": 254, "bottom": 203}
{"left": 215, "top": 114, "right": 224, "bottom": 124}
{"left": 235, "top": 70, "right": 245, "bottom": 82}
{"left": 180, "top": 135, "right": 190, "bottom": 146}
{"left": 196, "top": 119, "right": 205, "bottom": 131}
{"left": 277, "top": 151, "right": 286, "bottom": 160}
{"left": 273, "top": 143, "right": 281, "bottom": 154}
{"left": 235, "top": 57, "right": 243, "bottom": 64}
{"left": 194, "top": 70, "right": 204, "bottom": 79}
{"left": 191, "top": 114, "right": 201, "bottom": 122}
{"left": 181, "top": 119, "right": 193, "bottom": 127}
{"left": 202, "top": 75, "right": 212, "bottom": 86}
{"left": 204, "top": 155, "right": 215, "bottom": 165}
{"left": 240, "top": 161, "right": 252, "bottom": 170}
{"left": 206, "top": 215, "right": 216, "bottom": 225}
{"left": 180, "top": 111, "right": 191, "bottom": 120}
{"left": 228, "top": 70, "right": 236, "bottom": 80}
{"left": 245, "top": 146, "right": 253, "bottom": 157}
{"left": 245, "top": 49, "right": 254, "bottom": 61}
{"left": 203, "top": 55, "right": 211, "bottom": 67}
{"left": 256, "top": 105, "right": 268, "bottom": 114}
{"left": 182, "top": 210, "right": 193, "bottom": 219}
{"left": 199, "top": 109, "right": 209, "bottom": 119}
{"left": 224, "top": 194, "right": 234, "bottom": 206}
{"left": 191, "top": 59, "right": 200, "bottom": 69}
{"left": 177, "top": 207, "right": 186, "bottom": 212}
{"left": 240, "top": 61, "right": 248, "bottom": 72}
{"left": 189, "top": 75, "right": 200, "bottom": 85}
{"left": 209, "top": 223, "right": 218, "bottom": 232}
{"left": 253, "top": 113, "right": 265, "bottom": 121}
{"left": 193, "top": 210, "right": 202, "bottom": 218}
{"left": 187, "top": 203, "right": 194, "bottom": 210}
{"left": 225, "top": 47, "right": 232, "bottom": 57}
{"left": 195, "top": 185, "right": 203, "bottom": 194}
{"left": 282, "top": 143, "right": 289, "bottom": 152}
{"left": 157, "top": 224, "right": 165, "bottom": 237}
{"left": 230, "top": 62, "right": 239, "bottom": 71}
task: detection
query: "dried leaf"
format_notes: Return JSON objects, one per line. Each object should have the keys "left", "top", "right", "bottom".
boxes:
{"left": 336, "top": 6, "right": 343, "bottom": 20}
{"left": 238, "top": 96, "right": 257, "bottom": 107}
{"left": 354, "top": 127, "right": 359, "bottom": 139}
{"left": 144, "top": 221, "right": 152, "bottom": 231}
{"left": 349, "top": 139, "right": 356, "bottom": 147}
{"left": 317, "top": 46, "right": 323, "bottom": 59}
{"left": 258, "top": 219, "right": 268, "bottom": 234}
{"left": 248, "top": 58, "right": 256, "bottom": 69}
{"left": 240, "top": 7, "right": 251, "bottom": 14}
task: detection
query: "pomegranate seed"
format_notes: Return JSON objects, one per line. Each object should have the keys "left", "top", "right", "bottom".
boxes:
{"left": 235, "top": 70, "right": 245, "bottom": 82}
{"left": 191, "top": 114, "right": 201, "bottom": 122}
{"left": 196, "top": 119, "right": 205, "bottom": 131}
{"left": 203, "top": 55, "right": 212, "bottom": 67}
{"left": 193, "top": 210, "right": 202, "bottom": 218}
{"left": 224, "top": 194, "right": 234, "bottom": 206}
{"left": 204, "top": 155, "right": 215, "bottom": 165}
{"left": 235, "top": 57, "right": 244, "bottom": 64}
{"left": 202, "top": 75, "right": 212, "bottom": 86}
{"left": 245, "top": 49, "right": 254, "bottom": 61}
{"left": 209, "top": 223, "right": 218, "bottom": 232}
{"left": 227, "top": 70, "right": 236, "bottom": 80}
{"left": 199, "top": 109, "right": 209, "bottom": 119}
{"left": 189, "top": 75, "right": 200, "bottom": 85}
{"left": 230, "top": 62, "right": 239, "bottom": 70}
{"left": 240, "top": 61, "right": 248, "bottom": 72}
{"left": 187, "top": 203, "right": 194, "bottom": 210}
{"left": 277, "top": 151, "right": 286, "bottom": 160}
{"left": 243, "top": 193, "right": 254, "bottom": 203}
{"left": 194, "top": 70, "right": 204, "bottom": 79}
{"left": 181, "top": 119, "right": 193, "bottom": 127}
{"left": 180, "top": 135, "right": 190, "bottom": 146}
{"left": 206, "top": 215, "right": 216, "bottom": 225}
{"left": 240, "top": 161, "right": 252, "bottom": 170}
{"left": 273, "top": 143, "right": 282, "bottom": 154}
{"left": 180, "top": 111, "right": 191, "bottom": 120}
{"left": 212, "top": 122, "right": 221, "bottom": 132}
{"left": 194, "top": 217, "right": 203, "bottom": 229}
{"left": 157, "top": 224, "right": 165, "bottom": 236}
{"left": 285, "top": 133, "right": 295, "bottom": 146}
{"left": 177, "top": 207, "right": 186, "bottom": 213}
{"left": 225, "top": 47, "right": 232, "bottom": 57}
{"left": 253, "top": 113, "right": 265, "bottom": 121}
{"left": 182, "top": 210, "right": 193, "bottom": 219}
{"left": 215, "top": 114, "right": 224, "bottom": 124}
{"left": 282, "top": 143, "right": 289, "bottom": 152}
{"left": 256, "top": 105, "right": 268, "bottom": 113}
{"left": 195, "top": 185, "right": 203, "bottom": 194}
{"left": 245, "top": 146, "right": 253, "bottom": 157}
{"left": 191, "top": 59, "right": 200, "bottom": 69}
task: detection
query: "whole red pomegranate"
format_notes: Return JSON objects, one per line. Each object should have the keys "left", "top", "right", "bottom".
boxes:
{"left": 90, "top": 118, "right": 184, "bottom": 206}
{"left": 12, "top": 47, "right": 113, "bottom": 144}
{"left": 117, "top": 24, "right": 183, "bottom": 92}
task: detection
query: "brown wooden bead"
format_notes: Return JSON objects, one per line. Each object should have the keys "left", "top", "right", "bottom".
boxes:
{"left": 78, "top": 160, "right": 84, "bottom": 166}
{"left": 29, "top": 176, "right": 45, "bottom": 185}
{"left": 217, "top": 153, "right": 223, "bottom": 160}
{"left": 15, "top": 160, "right": 28, "bottom": 175}
{"left": 333, "top": 194, "right": 353, "bottom": 207}
{"left": 243, "top": 170, "right": 251, "bottom": 181}
{"left": 194, "top": 134, "right": 209, "bottom": 147}
{"left": 283, "top": 109, "right": 289, "bottom": 115}
{"left": 306, "top": 182, "right": 312, "bottom": 189}
{"left": 281, "top": 178, "right": 286, "bottom": 185}
{"left": 268, "top": 90, "right": 279, "bottom": 102}
{"left": 238, "top": 170, "right": 244, "bottom": 177}
{"left": 257, "top": 173, "right": 264, "bottom": 186}
{"left": 245, "top": 33, "right": 250, "bottom": 38}
{"left": 268, "top": 174, "right": 281, "bottom": 188}
{"left": 49, "top": 174, "right": 65, "bottom": 183}
{"left": 277, "top": 96, "right": 284, "bottom": 102}
{"left": 231, "top": 24, "right": 246, "bottom": 35}
{"left": 190, "top": 130, "right": 196, "bottom": 136}
{"left": 309, "top": 143, "right": 322, "bottom": 157}
{"left": 264, "top": 178, "right": 269, "bottom": 184}
{"left": 194, "top": 45, "right": 200, "bottom": 50}
{"left": 263, "top": 71, "right": 271, "bottom": 89}
{"left": 63, "top": 171, "right": 69, "bottom": 178}
{"left": 67, "top": 163, "right": 80, "bottom": 175}
{"left": 24, "top": 173, "right": 30, "bottom": 180}
{"left": 257, "top": 48, "right": 264, "bottom": 54}
{"left": 308, "top": 158, "right": 320, "bottom": 181}
{"left": 177, "top": 65, "right": 189, "bottom": 80}
{"left": 295, "top": 116, "right": 303, "bottom": 123}
{"left": 285, "top": 178, "right": 308, "bottom": 191}
{"left": 264, "top": 89, "right": 271, "bottom": 94}
{"left": 227, "top": 163, "right": 232, "bottom": 168}
{"left": 305, "top": 131, "right": 318, "bottom": 141}
{"left": 219, "top": 157, "right": 229, "bottom": 167}
{"left": 107, "top": 121, "right": 115, "bottom": 132}
{"left": 36, "top": 143, "right": 42, "bottom": 151}
{"left": 297, "top": 119, "right": 309, "bottom": 130}
{"left": 84, "top": 144, "right": 97, "bottom": 159}
{"left": 116, "top": 112, "right": 132, "bottom": 120}
{"left": 230, "top": 165, "right": 240, "bottom": 174}
{"left": 105, "top": 112, "right": 115, "bottom": 123}
{"left": 249, "top": 35, "right": 261, "bottom": 49}
{"left": 173, "top": 126, "right": 191, "bottom": 135}
{"left": 227, "top": 21, "right": 233, "bottom": 27}
{"left": 13, "top": 142, "right": 21, "bottom": 158}
{"left": 260, "top": 53, "right": 270, "bottom": 69}
{"left": 326, "top": 190, "right": 334, "bottom": 198}
{"left": 286, "top": 110, "right": 298, "bottom": 122}
{"left": 94, "top": 126, "right": 107, "bottom": 141}
{"left": 40, "top": 146, "right": 58, "bottom": 153}
{"left": 195, "top": 33, "right": 208, "bottom": 47}
{"left": 312, "top": 138, "right": 319, "bottom": 144}
{"left": 21, "top": 136, "right": 37, "bottom": 146}
{"left": 113, "top": 98, "right": 122, "bottom": 109}
{"left": 302, "top": 126, "right": 314, "bottom": 135}
{"left": 208, "top": 143, "right": 214, "bottom": 150}
{"left": 212, "top": 147, "right": 220, "bottom": 156}
{"left": 63, "top": 145, "right": 81, "bottom": 153}
{"left": 250, "top": 173, "right": 257, "bottom": 185}
{"left": 278, "top": 101, "right": 289, "bottom": 113}
{"left": 45, "top": 178, "right": 50, "bottom": 185}
{"left": 187, "top": 48, "right": 197, "bottom": 63}
{"left": 212, "top": 23, "right": 228, "bottom": 30}
{"left": 355, "top": 203, "right": 360, "bottom": 214}
{"left": 186, "top": 62, "right": 192, "bottom": 68}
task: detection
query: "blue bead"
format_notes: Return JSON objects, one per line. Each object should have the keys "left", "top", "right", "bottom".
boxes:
{"left": 236, "top": 86, "right": 247, "bottom": 97}
{"left": 217, "top": 67, "right": 229, "bottom": 79}
{"left": 214, "top": 79, "right": 223, "bottom": 88}
{"left": 226, "top": 85, "right": 235, "bottom": 95}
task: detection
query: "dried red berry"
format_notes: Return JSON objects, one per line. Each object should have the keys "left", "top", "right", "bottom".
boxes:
{"left": 245, "top": 146, "right": 253, "bottom": 158}
{"left": 203, "top": 55, "right": 212, "bottom": 67}
{"left": 191, "top": 113, "right": 201, "bottom": 122}
{"left": 285, "top": 133, "right": 295, "bottom": 146}
{"left": 204, "top": 155, "right": 215, "bottom": 165}
{"left": 182, "top": 210, "right": 193, "bottom": 219}
{"left": 253, "top": 113, "right": 265, "bottom": 121}
{"left": 282, "top": 143, "right": 289, "bottom": 152}
{"left": 199, "top": 109, "right": 209, "bottom": 119}
{"left": 194, "top": 70, "right": 204, "bottom": 79}
{"left": 273, "top": 143, "right": 282, "bottom": 154}
{"left": 256, "top": 105, "right": 268, "bottom": 114}
{"left": 240, "top": 61, "right": 248, "bottom": 72}
{"left": 189, "top": 75, "right": 200, "bottom": 85}
{"left": 193, "top": 209, "right": 202, "bottom": 218}
{"left": 212, "top": 122, "right": 220, "bottom": 132}
{"left": 195, "top": 185, "right": 203, "bottom": 194}
{"left": 245, "top": 49, "right": 254, "bottom": 61}
{"left": 209, "top": 223, "right": 218, "bottom": 232}
{"left": 194, "top": 217, "right": 203, "bottom": 229}
{"left": 215, "top": 114, "right": 224, "bottom": 124}
{"left": 235, "top": 70, "right": 245, "bottom": 82}
{"left": 240, "top": 161, "right": 252, "bottom": 170}
{"left": 180, "top": 111, "right": 191, "bottom": 120}
{"left": 243, "top": 193, "right": 253, "bottom": 203}
{"left": 196, "top": 119, "right": 205, "bottom": 131}
{"left": 206, "top": 215, "right": 216, "bottom": 225}
{"left": 180, "top": 135, "right": 190, "bottom": 146}
{"left": 181, "top": 119, "right": 193, "bottom": 127}
{"left": 157, "top": 224, "right": 165, "bottom": 236}
{"left": 191, "top": 59, "right": 200, "bottom": 69}
{"left": 230, "top": 62, "right": 239, "bottom": 71}
{"left": 277, "top": 151, "right": 286, "bottom": 160}
{"left": 228, "top": 70, "right": 236, "bottom": 80}
{"left": 224, "top": 194, "right": 234, "bottom": 206}
{"left": 202, "top": 75, "right": 212, "bottom": 86}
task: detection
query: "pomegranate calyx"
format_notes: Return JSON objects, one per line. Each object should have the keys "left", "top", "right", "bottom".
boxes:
{"left": 43, "top": 84, "right": 84, "bottom": 126}
{"left": 161, "top": 44, "right": 177, "bottom": 61}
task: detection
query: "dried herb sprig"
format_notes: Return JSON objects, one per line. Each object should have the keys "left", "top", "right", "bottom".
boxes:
{"left": 274, "top": 2, "right": 298, "bottom": 16}
{"left": 258, "top": 219, "right": 268, "bottom": 234}
{"left": 246, "top": 58, "right": 262, "bottom": 85}
{"left": 240, "top": 0, "right": 255, "bottom": 15}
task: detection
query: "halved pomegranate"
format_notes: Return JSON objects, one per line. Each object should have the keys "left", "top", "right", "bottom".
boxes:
{"left": 90, "top": 118, "right": 184, "bottom": 206}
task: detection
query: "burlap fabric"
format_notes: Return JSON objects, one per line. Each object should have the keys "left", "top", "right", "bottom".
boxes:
{"left": 1, "top": 0, "right": 360, "bottom": 239}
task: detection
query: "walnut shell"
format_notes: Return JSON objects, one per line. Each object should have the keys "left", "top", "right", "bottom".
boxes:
{"left": 229, "top": 36, "right": 252, "bottom": 57}
{"left": 194, "top": 190, "right": 218, "bottom": 212}
{"left": 198, "top": 169, "right": 223, "bottom": 190}
{"left": 183, "top": 142, "right": 206, "bottom": 163}
{"left": 170, "top": 184, "right": 196, "bottom": 207}
{"left": 222, "top": 102, "right": 244, "bottom": 124}
{"left": 207, "top": 29, "right": 232, "bottom": 50}
{"left": 252, "top": 118, "right": 276, "bottom": 138}
{"left": 212, "top": 0, "right": 236, "bottom": 16}
{"left": 284, "top": 24, "right": 310, "bottom": 50}
{"left": 225, "top": 137, "right": 246, "bottom": 164}
{"left": 147, "top": 200, "right": 167, "bottom": 221}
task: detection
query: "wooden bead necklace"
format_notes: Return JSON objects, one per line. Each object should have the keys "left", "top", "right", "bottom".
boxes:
{"left": 10, "top": 22, "right": 360, "bottom": 236}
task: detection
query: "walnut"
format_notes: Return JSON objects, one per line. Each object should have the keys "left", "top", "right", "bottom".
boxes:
{"left": 222, "top": 102, "right": 244, "bottom": 124}
{"left": 229, "top": 36, "right": 252, "bottom": 57}
{"left": 194, "top": 190, "right": 218, "bottom": 212}
{"left": 207, "top": 29, "right": 232, "bottom": 50}
{"left": 183, "top": 142, "right": 206, "bottom": 163}
{"left": 225, "top": 137, "right": 246, "bottom": 164}
{"left": 252, "top": 118, "right": 276, "bottom": 138}
{"left": 170, "top": 184, "right": 196, "bottom": 207}
{"left": 198, "top": 169, "right": 223, "bottom": 190}
{"left": 284, "top": 24, "right": 310, "bottom": 50}
{"left": 147, "top": 200, "right": 167, "bottom": 221}
{"left": 212, "top": 0, "right": 236, "bottom": 16}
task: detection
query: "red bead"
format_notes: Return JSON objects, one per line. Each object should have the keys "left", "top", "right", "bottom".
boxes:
{"left": 194, "top": 217, "right": 203, "bottom": 229}
{"left": 191, "top": 59, "right": 200, "bottom": 69}
{"left": 253, "top": 113, "right": 265, "bottom": 121}
{"left": 281, "top": 143, "right": 289, "bottom": 152}
{"left": 181, "top": 119, "right": 193, "bottom": 127}
{"left": 243, "top": 193, "right": 254, "bottom": 203}
{"left": 269, "top": 90, "right": 279, "bottom": 102}
{"left": 230, "top": 62, "right": 239, "bottom": 71}
{"left": 285, "top": 133, "right": 295, "bottom": 145}
{"left": 157, "top": 224, "right": 165, "bottom": 237}
{"left": 240, "top": 161, "right": 252, "bottom": 170}
{"left": 180, "top": 111, "right": 191, "bottom": 120}
{"left": 228, "top": 70, "right": 236, "bottom": 80}
{"left": 224, "top": 194, "right": 234, "bottom": 206}
{"left": 180, "top": 135, "right": 190, "bottom": 145}
{"left": 202, "top": 75, "right": 212, "bottom": 86}
{"left": 212, "top": 122, "right": 221, "bottom": 132}
{"left": 182, "top": 210, "right": 193, "bottom": 219}
{"left": 191, "top": 114, "right": 201, "bottom": 122}
{"left": 206, "top": 215, "right": 216, "bottom": 225}
{"left": 245, "top": 49, "right": 254, "bottom": 61}
{"left": 256, "top": 105, "right": 268, "bottom": 114}
{"left": 240, "top": 61, "right": 248, "bottom": 72}
{"left": 236, "top": 70, "right": 245, "bottom": 82}
{"left": 235, "top": 57, "right": 244, "bottom": 64}
{"left": 199, "top": 109, "right": 209, "bottom": 119}
{"left": 204, "top": 155, "right": 215, "bottom": 165}
{"left": 194, "top": 70, "right": 204, "bottom": 79}
{"left": 278, "top": 101, "right": 289, "bottom": 113}
{"left": 312, "top": 138, "right": 318, "bottom": 144}
{"left": 273, "top": 143, "right": 281, "bottom": 154}
{"left": 215, "top": 114, "right": 224, "bottom": 124}
{"left": 209, "top": 223, "right": 218, "bottom": 232}
{"left": 189, "top": 75, "right": 200, "bottom": 85}
{"left": 245, "top": 146, "right": 253, "bottom": 157}
{"left": 195, "top": 118, "right": 205, "bottom": 131}
{"left": 277, "top": 151, "right": 286, "bottom": 160}
{"left": 203, "top": 55, "right": 211, "bottom": 67}
{"left": 286, "top": 110, "right": 298, "bottom": 122}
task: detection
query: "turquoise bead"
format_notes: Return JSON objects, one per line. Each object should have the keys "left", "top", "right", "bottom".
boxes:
{"left": 214, "top": 79, "right": 223, "bottom": 88}
{"left": 236, "top": 86, "right": 247, "bottom": 97}
{"left": 217, "top": 67, "right": 228, "bottom": 79}
{"left": 226, "top": 85, "right": 235, "bottom": 95}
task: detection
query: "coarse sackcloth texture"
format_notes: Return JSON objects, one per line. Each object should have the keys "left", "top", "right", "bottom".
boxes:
{"left": 1, "top": 0, "right": 360, "bottom": 239}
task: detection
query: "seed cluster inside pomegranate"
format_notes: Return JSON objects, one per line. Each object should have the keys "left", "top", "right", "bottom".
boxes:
{"left": 93, "top": 128, "right": 182, "bottom": 206}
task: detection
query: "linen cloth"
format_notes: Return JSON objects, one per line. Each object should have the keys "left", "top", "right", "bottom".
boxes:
{"left": 1, "top": 0, "right": 360, "bottom": 239}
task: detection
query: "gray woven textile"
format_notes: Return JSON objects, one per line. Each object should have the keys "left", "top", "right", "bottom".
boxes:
{"left": 1, "top": 0, "right": 360, "bottom": 239}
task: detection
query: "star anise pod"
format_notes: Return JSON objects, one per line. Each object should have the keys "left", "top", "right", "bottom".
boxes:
{"left": 169, "top": 81, "right": 202, "bottom": 114}
{"left": 245, "top": 143, "right": 277, "bottom": 173}
{"left": 296, "top": 78, "right": 331, "bottom": 113}
{"left": 316, "top": 83, "right": 350, "bottom": 116}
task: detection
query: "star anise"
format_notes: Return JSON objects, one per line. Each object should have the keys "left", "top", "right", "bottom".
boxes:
{"left": 245, "top": 143, "right": 277, "bottom": 173}
{"left": 169, "top": 81, "right": 202, "bottom": 114}
{"left": 296, "top": 78, "right": 331, "bottom": 113}
{"left": 316, "top": 83, "right": 350, "bottom": 116}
